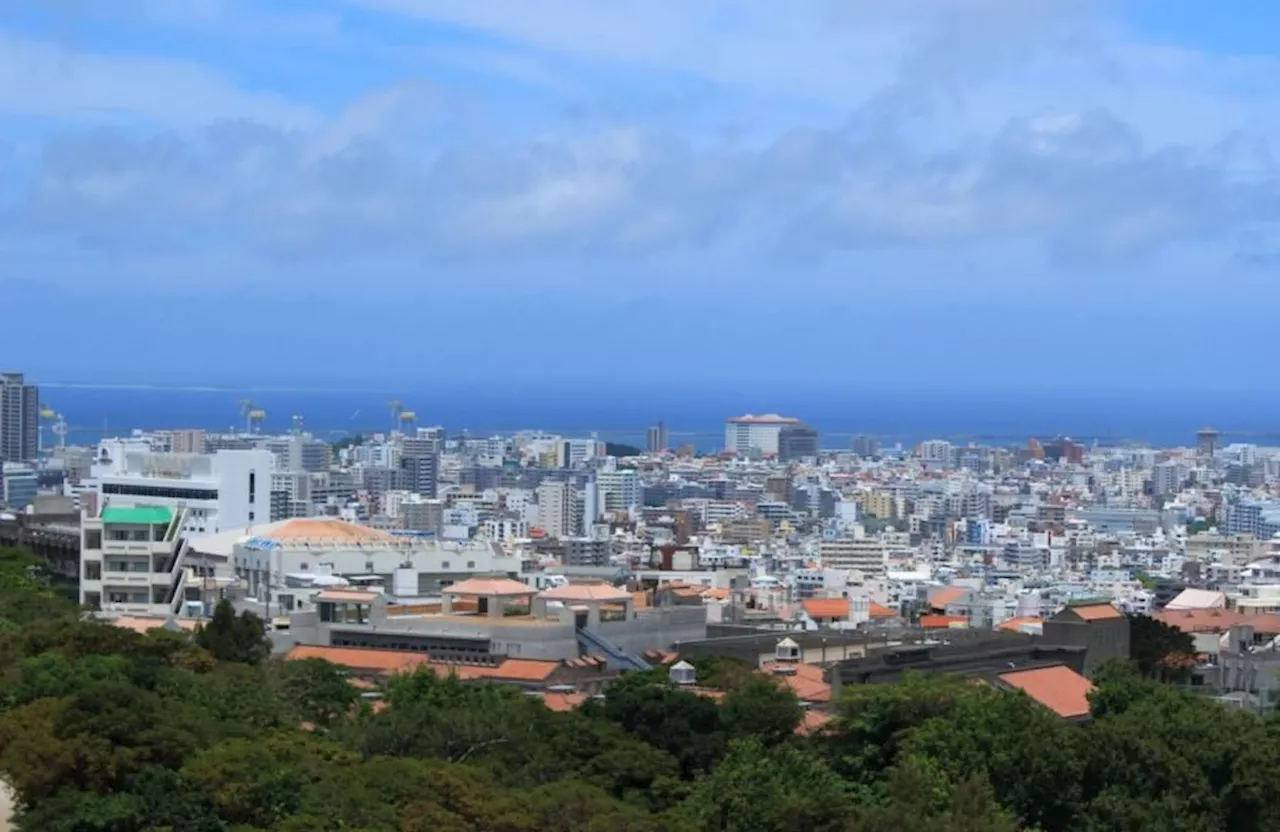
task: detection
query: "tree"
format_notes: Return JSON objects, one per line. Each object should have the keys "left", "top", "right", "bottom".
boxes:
{"left": 271, "top": 658, "right": 357, "bottom": 728}
{"left": 194, "top": 600, "right": 270, "bottom": 665}
{"left": 719, "top": 676, "right": 803, "bottom": 747}
{"left": 1128, "top": 614, "right": 1196, "bottom": 682}
{"left": 598, "top": 673, "right": 726, "bottom": 778}
{"left": 675, "top": 738, "right": 852, "bottom": 832}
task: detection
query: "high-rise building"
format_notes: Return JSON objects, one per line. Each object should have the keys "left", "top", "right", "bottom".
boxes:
{"left": 400, "top": 437, "right": 439, "bottom": 498}
{"left": 170, "top": 429, "right": 207, "bottom": 455}
{"left": 646, "top": 422, "right": 669, "bottom": 453}
{"left": 852, "top": 434, "right": 881, "bottom": 458}
{"left": 596, "top": 467, "right": 641, "bottom": 516}
{"left": 1196, "top": 426, "right": 1220, "bottom": 461}
{"left": 777, "top": 425, "right": 820, "bottom": 462}
{"left": 724, "top": 414, "right": 801, "bottom": 456}
{"left": 536, "top": 480, "right": 572, "bottom": 539}
{"left": 0, "top": 372, "right": 39, "bottom": 463}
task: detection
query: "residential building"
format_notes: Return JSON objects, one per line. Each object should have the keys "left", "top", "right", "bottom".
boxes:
{"left": 537, "top": 480, "right": 573, "bottom": 539}
{"left": 0, "top": 372, "right": 38, "bottom": 463}
{"left": 2, "top": 463, "right": 38, "bottom": 509}
{"left": 819, "top": 538, "right": 888, "bottom": 578}
{"left": 646, "top": 423, "right": 669, "bottom": 453}
{"left": 596, "top": 467, "right": 641, "bottom": 517}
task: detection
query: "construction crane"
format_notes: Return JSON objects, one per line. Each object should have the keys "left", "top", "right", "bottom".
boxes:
{"left": 388, "top": 399, "right": 403, "bottom": 433}
{"left": 399, "top": 410, "right": 417, "bottom": 432}
{"left": 238, "top": 398, "right": 255, "bottom": 433}
{"left": 249, "top": 409, "right": 267, "bottom": 432}
{"left": 39, "top": 405, "right": 57, "bottom": 452}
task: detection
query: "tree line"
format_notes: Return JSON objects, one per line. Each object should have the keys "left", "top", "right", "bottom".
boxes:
{"left": 0, "top": 546, "right": 1276, "bottom": 831}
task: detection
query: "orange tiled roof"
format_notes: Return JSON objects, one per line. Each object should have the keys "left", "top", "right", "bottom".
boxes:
{"left": 541, "top": 691, "right": 589, "bottom": 712}
{"left": 539, "top": 583, "right": 632, "bottom": 603}
{"left": 929, "top": 586, "right": 969, "bottom": 609}
{"left": 445, "top": 577, "right": 536, "bottom": 597}
{"left": 1155, "top": 609, "right": 1280, "bottom": 635}
{"left": 110, "top": 616, "right": 200, "bottom": 634}
{"left": 797, "top": 709, "right": 834, "bottom": 736}
{"left": 802, "top": 597, "right": 897, "bottom": 620}
{"left": 919, "top": 614, "right": 969, "bottom": 629}
{"left": 285, "top": 645, "right": 430, "bottom": 675}
{"left": 267, "top": 518, "right": 395, "bottom": 544}
{"left": 998, "top": 616, "right": 1044, "bottom": 633}
{"left": 1065, "top": 603, "right": 1123, "bottom": 621}
{"left": 316, "top": 589, "right": 380, "bottom": 603}
{"left": 997, "top": 664, "right": 1094, "bottom": 719}
{"left": 760, "top": 663, "right": 832, "bottom": 703}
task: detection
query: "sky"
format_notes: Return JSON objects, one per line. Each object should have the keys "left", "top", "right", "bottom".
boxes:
{"left": 1, "top": 1, "right": 1278, "bottom": 397}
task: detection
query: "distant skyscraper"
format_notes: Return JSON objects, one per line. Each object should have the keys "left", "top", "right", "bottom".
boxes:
{"left": 1196, "top": 426, "right": 1219, "bottom": 461}
{"left": 0, "top": 372, "right": 38, "bottom": 463}
{"left": 852, "top": 434, "right": 880, "bottom": 458}
{"left": 646, "top": 422, "right": 669, "bottom": 453}
{"left": 777, "top": 425, "right": 820, "bottom": 462}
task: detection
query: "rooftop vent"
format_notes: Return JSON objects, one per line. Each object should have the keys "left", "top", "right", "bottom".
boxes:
{"left": 669, "top": 660, "right": 696, "bottom": 686}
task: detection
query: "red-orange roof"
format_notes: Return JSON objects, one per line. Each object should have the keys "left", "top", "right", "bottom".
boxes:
{"left": 541, "top": 691, "right": 589, "bottom": 712}
{"left": 929, "top": 586, "right": 969, "bottom": 609}
{"left": 1066, "top": 603, "right": 1123, "bottom": 621}
{"left": 801, "top": 598, "right": 897, "bottom": 620}
{"left": 539, "top": 582, "right": 632, "bottom": 603}
{"left": 759, "top": 663, "right": 832, "bottom": 703}
{"left": 997, "top": 665, "right": 1094, "bottom": 719}
{"left": 797, "top": 709, "right": 834, "bottom": 736}
{"left": 285, "top": 645, "right": 430, "bottom": 675}
{"left": 445, "top": 577, "right": 535, "bottom": 597}
{"left": 110, "top": 616, "right": 200, "bottom": 634}
{"left": 920, "top": 614, "right": 969, "bottom": 629}
{"left": 1155, "top": 609, "right": 1280, "bottom": 635}
{"left": 998, "top": 616, "right": 1044, "bottom": 633}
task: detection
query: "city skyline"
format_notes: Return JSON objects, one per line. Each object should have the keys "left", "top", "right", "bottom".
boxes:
{"left": 2, "top": 2, "right": 1279, "bottom": 389}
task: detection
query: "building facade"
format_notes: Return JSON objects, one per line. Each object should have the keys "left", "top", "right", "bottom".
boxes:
{"left": 0, "top": 372, "right": 38, "bottom": 463}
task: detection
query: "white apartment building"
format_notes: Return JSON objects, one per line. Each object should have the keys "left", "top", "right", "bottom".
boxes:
{"left": 724, "top": 414, "right": 801, "bottom": 456}
{"left": 596, "top": 467, "right": 641, "bottom": 516}
{"left": 536, "top": 480, "right": 573, "bottom": 538}
{"left": 818, "top": 538, "right": 888, "bottom": 578}
{"left": 89, "top": 442, "right": 275, "bottom": 535}
{"left": 80, "top": 503, "right": 197, "bottom": 617}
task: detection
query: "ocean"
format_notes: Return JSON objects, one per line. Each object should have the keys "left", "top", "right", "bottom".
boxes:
{"left": 35, "top": 385, "right": 1280, "bottom": 452}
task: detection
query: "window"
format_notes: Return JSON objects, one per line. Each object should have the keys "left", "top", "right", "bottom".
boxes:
{"left": 248, "top": 472, "right": 256, "bottom": 504}
{"left": 85, "top": 530, "right": 102, "bottom": 549}
{"left": 442, "top": 561, "right": 451, "bottom": 569}
{"left": 467, "top": 560, "right": 475, "bottom": 569}
{"left": 85, "top": 561, "right": 101, "bottom": 581}
{"left": 103, "top": 483, "right": 217, "bottom": 500}
{"left": 249, "top": 511, "right": 255, "bottom": 522}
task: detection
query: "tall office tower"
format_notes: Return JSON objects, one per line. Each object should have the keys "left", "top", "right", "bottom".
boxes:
{"left": 400, "top": 438, "right": 439, "bottom": 499}
{"left": 646, "top": 422, "right": 669, "bottom": 453}
{"left": 777, "top": 424, "right": 820, "bottom": 462}
{"left": 852, "top": 434, "right": 881, "bottom": 458}
{"left": 0, "top": 372, "right": 39, "bottom": 463}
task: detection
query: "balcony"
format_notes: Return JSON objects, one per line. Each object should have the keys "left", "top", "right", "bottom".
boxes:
{"left": 102, "top": 539, "right": 159, "bottom": 555}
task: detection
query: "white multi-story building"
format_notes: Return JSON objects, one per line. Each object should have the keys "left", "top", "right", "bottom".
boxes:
{"left": 818, "top": 538, "right": 888, "bottom": 578}
{"left": 88, "top": 442, "right": 275, "bottom": 535}
{"left": 536, "top": 480, "right": 572, "bottom": 538}
{"left": 724, "top": 414, "right": 801, "bottom": 456}
{"left": 80, "top": 503, "right": 196, "bottom": 617}
{"left": 596, "top": 467, "right": 641, "bottom": 517}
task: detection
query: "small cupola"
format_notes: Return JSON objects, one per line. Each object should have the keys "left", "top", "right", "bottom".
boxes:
{"left": 775, "top": 636, "right": 800, "bottom": 663}
{"left": 669, "top": 660, "right": 696, "bottom": 686}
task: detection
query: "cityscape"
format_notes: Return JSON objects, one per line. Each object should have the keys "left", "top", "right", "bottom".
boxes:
{"left": 3, "top": 0, "right": 1280, "bottom": 828}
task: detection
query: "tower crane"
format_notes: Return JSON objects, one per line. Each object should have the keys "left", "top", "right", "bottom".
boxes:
{"left": 388, "top": 399, "right": 403, "bottom": 433}
{"left": 238, "top": 398, "right": 255, "bottom": 434}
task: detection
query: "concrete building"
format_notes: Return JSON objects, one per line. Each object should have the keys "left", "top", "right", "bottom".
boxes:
{"left": 596, "top": 467, "right": 641, "bottom": 517}
{"left": 724, "top": 414, "right": 801, "bottom": 456}
{"left": 0, "top": 372, "right": 38, "bottom": 463}
{"left": 80, "top": 504, "right": 196, "bottom": 617}
{"left": 170, "top": 430, "right": 207, "bottom": 455}
{"left": 819, "top": 538, "right": 888, "bottom": 578}
{"left": 646, "top": 423, "right": 669, "bottom": 454}
{"left": 288, "top": 577, "right": 706, "bottom": 666}
{"left": 777, "top": 425, "right": 820, "bottom": 462}
{"left": 88, "top": 443, "right": 275, "bottom": 535}
{"left": 2, "top": 463, "right": 38, "bottom": 509}
{"left": 536, "top": 480, "right": 573, "bottom": 538}
{"left": 1041, "top": 602, "right": 1131, "bottom": 678}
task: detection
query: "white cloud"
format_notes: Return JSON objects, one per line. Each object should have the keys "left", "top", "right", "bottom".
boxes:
{"left": 0, "top": 31, "right": 318, "bottom": 128}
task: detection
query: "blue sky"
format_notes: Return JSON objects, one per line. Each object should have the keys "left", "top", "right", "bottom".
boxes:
{"left": 1, "top": 1, "right": 1278, "bottom": 395}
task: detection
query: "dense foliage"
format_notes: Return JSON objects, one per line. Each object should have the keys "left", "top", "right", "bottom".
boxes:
{"left": 1, "top": 547, "right": 1278, "bottom": 830}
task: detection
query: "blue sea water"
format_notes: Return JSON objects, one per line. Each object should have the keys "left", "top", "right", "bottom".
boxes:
{"left": 35, "top": 385, "right": 1280, "bottom": 452}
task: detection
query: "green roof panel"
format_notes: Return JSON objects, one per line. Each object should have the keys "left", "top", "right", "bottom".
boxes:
{"left": 102, "top": 506, "right": 174, "bottom": 525}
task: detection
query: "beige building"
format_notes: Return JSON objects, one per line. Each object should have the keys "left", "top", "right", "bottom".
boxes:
{"left": 819, "top": 538, "right": 887, "bottom": 577}
{"left": 1185, "top": 533, "right": 1266, "bottom": 566}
